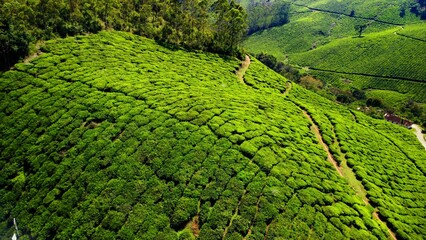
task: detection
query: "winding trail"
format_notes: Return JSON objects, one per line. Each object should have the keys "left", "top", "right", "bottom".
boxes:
{"left": 283, "top": 84, "right": 343, "bottom": 177}
{"left": 24, "top": 42, "right": 43, "bottom": 64}
{"left": 236, "top": 55, "right": 251, "bottom": 84}
{"left": 223, "top": 190, "right": 247, "bottom": 239}
{"left": 304, "top": 112, "right": 397, "bottom": 239}
{"left": 299, "top": 107, "right": 397, "bottom": 239}
{"left": 190, "top": 215, "right": 200, "bottom": 237}
{"left": 373, "top": 211, "right": 397, "bottom": 240}
{"left": 240, "top": 70, "right": 397, "bottom": 239}
{"left": 302, "top": 111, "right": 344, "bottom": 176}
{"left": 412, "top": 124, "right": 426, "bottom": 150}
{"left": 282, "top": 81, "right": 293, "bottom": 96}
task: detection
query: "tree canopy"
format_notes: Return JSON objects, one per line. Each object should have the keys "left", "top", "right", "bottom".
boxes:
{"left": 246, "top": 0, "right": 290, "bottom": 35}
{"left": 0, "top": 0, "right": 248, "bottom": 70}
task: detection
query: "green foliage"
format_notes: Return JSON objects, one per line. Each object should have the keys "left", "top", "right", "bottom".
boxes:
{"left": 354, "top": 23, "right": 368, "bottom": 37}
{"left": 255, "top": 53, "right": 302, "bottom": 82}
{"left": 0, "top": 0, "right": 248, "bottom": 69}
{"left": 0, "top": 31, "right": 424, "bottom": 239}
{"left": 243, "top": 0, "right": 426, "bottom": 121}
{"left": 290, "top": 84, "right": 426, "bottom": 239}
{"left": 246, "top": 0, "right": 290, "bottom": 34}
{"left": 290, "top": 27, "right": 426, "bottom": 86}
{"left": 0, "top": 1, "right": 34, "bottom": 70}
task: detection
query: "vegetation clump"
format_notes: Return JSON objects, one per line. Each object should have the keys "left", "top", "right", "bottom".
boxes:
{"left": 0, "top": 0, "right": 248, "bottom": 70}
{"left": 245, "top": 0, "right": 290, "bottom": 35}
{"left": 0, "top": 31, "right": 425, "bottom": 239}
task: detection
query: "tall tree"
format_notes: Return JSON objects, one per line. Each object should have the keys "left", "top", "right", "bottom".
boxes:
{"left": 0, "top": 0, "right": 34, "bottom": 69}
{"left": 226, "top": 1, "right": 247, "bottom": 55}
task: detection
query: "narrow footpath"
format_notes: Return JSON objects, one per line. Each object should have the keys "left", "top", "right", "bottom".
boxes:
{"left": 236, "top": 55, "right": 251, "bottom": 84}
{"left": 240, "top": 65, "right": 397, "bottom": 239}
{"left": 302, "top": 110, "right": 344, "bottom": 176}
{"left": 412, "top": 124, "right": 426, "bottom": 150}
{"left": 24, "top": 42, "right": 43, "bottom": 64}
{"left": 301, "top": 109, "right": 397, "bottom": 240}
{"left": 282, "top": 81, "right": 293, "bottom": 96}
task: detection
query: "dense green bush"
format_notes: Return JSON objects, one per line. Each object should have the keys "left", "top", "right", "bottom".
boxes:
{"left": 1, "top": 31, "right": 424, "bottom": 239}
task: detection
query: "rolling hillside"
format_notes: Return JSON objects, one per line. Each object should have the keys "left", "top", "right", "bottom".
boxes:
{"left": 1, "top": 31, "right": 426, "bottom": 239}
{"left": 290, "top": 26, "right": 426, "bottom": 101}
{"left": 244, "top": 0, "right": 424, "bottom": 56}
{"left": 243, "top": 0, "right": 426, "bottom": 106}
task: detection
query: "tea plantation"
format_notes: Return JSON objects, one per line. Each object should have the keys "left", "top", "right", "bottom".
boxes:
{"left": 243, "top": 0, "right": 424, "bottom": 59}
{"left": 1, "top": 31, "right": 425, "bottom": 239}
{"left": 289, "top": 27, "right": 426, "bottom": 85}
{"left": 243, "top": 0, "right": 426, "bottom": 108}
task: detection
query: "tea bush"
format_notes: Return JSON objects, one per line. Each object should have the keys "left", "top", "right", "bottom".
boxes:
{"left": 1, "top": 31, "right": 424, "bottom": 239}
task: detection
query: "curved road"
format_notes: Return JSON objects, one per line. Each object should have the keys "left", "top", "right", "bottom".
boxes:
{"left": 412, "top": 124, "right": 426, "bottom": 150}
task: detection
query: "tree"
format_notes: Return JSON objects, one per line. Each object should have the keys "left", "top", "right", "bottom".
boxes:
{"left": 0, "top": 1, "right": 34, "bottom": 70}
{"left": 256, "top": 53, "right": 277, "bottom": 69}
{"left": 246, "top": 0, "right": 290, "bottom": 34}
{"left": 0, "top": 0, "right": 248, "bottom": 69}
{"left": 213, "top": 0, "right": 247, "bottom": 55}
{"left": 354, "top": 23, "right": 367, "bottom": 37}
{"left": 366, "top": 98, "right": 383, "bottom": 108}
{"left": 352, "top": 89, "right": 366, "bottom": 100}
{"left": 227, "top": 2, "right": 247, "bottom": 55}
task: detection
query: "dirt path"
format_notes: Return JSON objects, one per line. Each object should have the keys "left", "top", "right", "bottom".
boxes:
{"left": 302, "top": 111, "right": 344, "bottom": 177}
{"left": 301, "top": 110, "right": 397, "bottom": 239}
{"left": 302, "top": 110, "right": 397, "bottom": 239}
{"left": 243, "top": 192, "right": 263, "bottom": 240}
{"left": 282, "top": 82, "right": 293, "bottom": 96}
{"left": 412, "top": 124, "right": 426, "bottom": 150}
{"left": 190, "top": 215, "right": 200, "bottom": 237}
{"left": 24, "top": 42, "right": 43, "bottom": 64}
{"left": 373, "top": 211, "right": 397, "bottom": 240}
{"left": 236, "top": 55, "right": 251, "bottom": 84}
{"left": 264, "top": 224, "right": 271, "bottom": 240}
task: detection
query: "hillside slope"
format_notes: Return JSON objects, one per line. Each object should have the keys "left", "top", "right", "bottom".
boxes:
{"left": 1, "top": 31, "right": 425, "bottom": 239}
{"left": 291, "top": 27, "right": 426, "bottom": 81}
{"left": 289, "top": 25, "right": 426, "bottom": 101}
{"left": 244, "top": 0, "right": 423, "bottom": 57}
{"left": 243, "top": 0, "right": 426, "bottom": 104}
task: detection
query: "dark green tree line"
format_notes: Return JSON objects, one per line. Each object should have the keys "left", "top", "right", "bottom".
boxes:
{"left": 0, "top": 0, "right": 248, "bottom": 70}
{"left": 410, "top": 0, "right": 426, "bottom": 19}
{"left": 246, "top": 0, "right": 290, "bottom": 35}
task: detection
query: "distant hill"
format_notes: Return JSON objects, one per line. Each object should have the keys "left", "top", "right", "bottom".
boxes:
{"left": 1, "top": 31, "right": 425, "bottom": 239}
{"left": 243, "top": 0, "right": 426, "bottom": 124}
{"left": 290, "top": 26, "right": 426, "bottom": 100}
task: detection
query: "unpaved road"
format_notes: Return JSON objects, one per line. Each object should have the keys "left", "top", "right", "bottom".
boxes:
{"left": 302, "top": 109, "right": 397, "bottom": 239}
{"left": 236, "top": 55, "right": 250, "bottom": 84}
{"left": 302, "top": 110, "right": 344, "bottom": 177}
{"left": 412, "top": 124, "right": 426, "bottom": 150}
